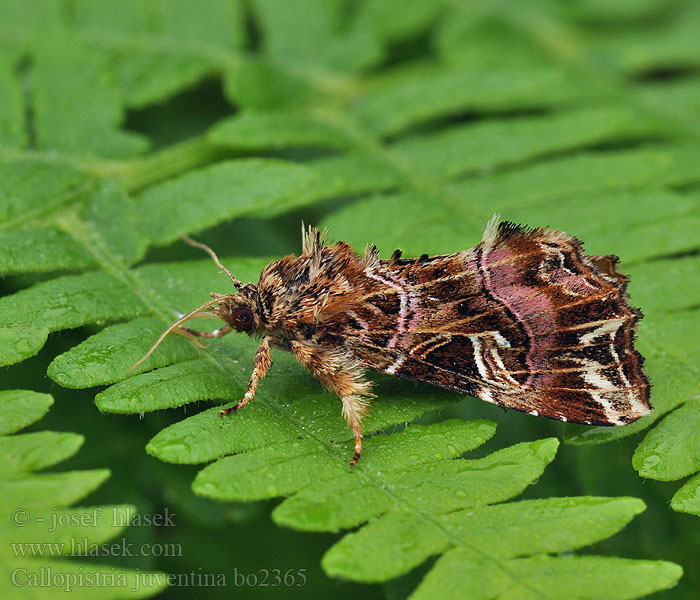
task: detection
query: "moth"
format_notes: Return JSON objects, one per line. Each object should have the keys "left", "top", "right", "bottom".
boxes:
{"left": 131, "top": 218, "right": 651, "bottom": 465}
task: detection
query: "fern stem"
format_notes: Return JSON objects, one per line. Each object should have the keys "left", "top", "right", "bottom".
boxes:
{"left": 87, "top": 136, "right": 230, "bottom": 193}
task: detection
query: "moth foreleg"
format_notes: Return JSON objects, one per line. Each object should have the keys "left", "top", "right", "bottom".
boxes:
{"left": 179, "top": 325, "right": 232, "bottom": 339}
{"left": 290, "top": 341, "right": 373, "bottom": 466}
{"left": 220, "top": 336, "right": 272, "bottom": 417}
{"left": 172, "top": 325, "right": 233, "bottom": 349}
{"left": 171, "top": 327, "right": 207, "bottom": 348}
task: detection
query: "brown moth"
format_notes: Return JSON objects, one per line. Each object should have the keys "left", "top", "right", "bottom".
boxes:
{"left": 130, "top": 218, "right": 651, "bottom": 465}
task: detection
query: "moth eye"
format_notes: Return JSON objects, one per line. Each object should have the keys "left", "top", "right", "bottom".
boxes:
{"left": 231, "top": 307, "right": 254, "bottom": 333}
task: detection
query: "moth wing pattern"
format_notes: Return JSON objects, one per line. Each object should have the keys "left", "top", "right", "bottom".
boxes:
{"left": 325, "top": 219, "right": 651, "bottom": 427}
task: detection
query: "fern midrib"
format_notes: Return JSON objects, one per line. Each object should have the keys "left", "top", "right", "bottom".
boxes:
{"left": 54, "top": 210, "right": 181, "bottom": 320}
{"left": 317, "top": 107, "right": 496, "bottom": 235}
{"left": 88, "top": 137, "right": 228, "bottom": 192}
{"left": 0, "top": 178, "right": 96, "bottom": 232}
{"left": 444, "top": 0, "right": 700, "bottom": 137}
{"left": 78, "top": 29, "right": 245, "bottom": 64}
{"left": 333, "top": 457, "right": 561, "bottom": 599}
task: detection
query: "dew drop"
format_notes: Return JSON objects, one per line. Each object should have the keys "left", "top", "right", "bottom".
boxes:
{"left": 641, "top": 453, "right": 662, "bottom": 470}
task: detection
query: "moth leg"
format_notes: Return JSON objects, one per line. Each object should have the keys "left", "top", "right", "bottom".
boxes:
{"left": 171, "top": 324, "right": 232, "bottom": 349}
{"left": 171, "top": 327, "right": 207, "bottom": 348}
{"left": 177, "top": 325, "right": 232, "bottom": 339}
{"left": 343, "top": 395, "right": 371, "bottom": 467}
{"left": 220, "top": 336, "right": 272, "bottom": 417}
{"left": 290, "top": 342, "right": 373, "bottom": 466}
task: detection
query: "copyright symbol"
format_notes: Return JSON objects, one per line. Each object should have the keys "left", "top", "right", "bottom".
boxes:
{"left": 11, "top": 508, "right": 30, "bottom": 527}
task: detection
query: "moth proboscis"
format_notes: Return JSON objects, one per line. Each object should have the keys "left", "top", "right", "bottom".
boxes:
{"left": 129, "top": 218, "right": 651, "bottom": 465}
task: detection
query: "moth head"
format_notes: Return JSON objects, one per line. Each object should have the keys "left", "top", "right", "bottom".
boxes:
{"left": 216, "top": 290, "right": 260, "bottom": 334}
{"left": 127, "top": 236, "right": 261, "bottom": 376}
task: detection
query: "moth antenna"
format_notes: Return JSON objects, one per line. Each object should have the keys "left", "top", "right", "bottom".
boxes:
{"left": 181, "top": 235, "right": 241, "bottom": 287}
{"left": 127, "top": 298, "right": 222, "bottom": 376}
